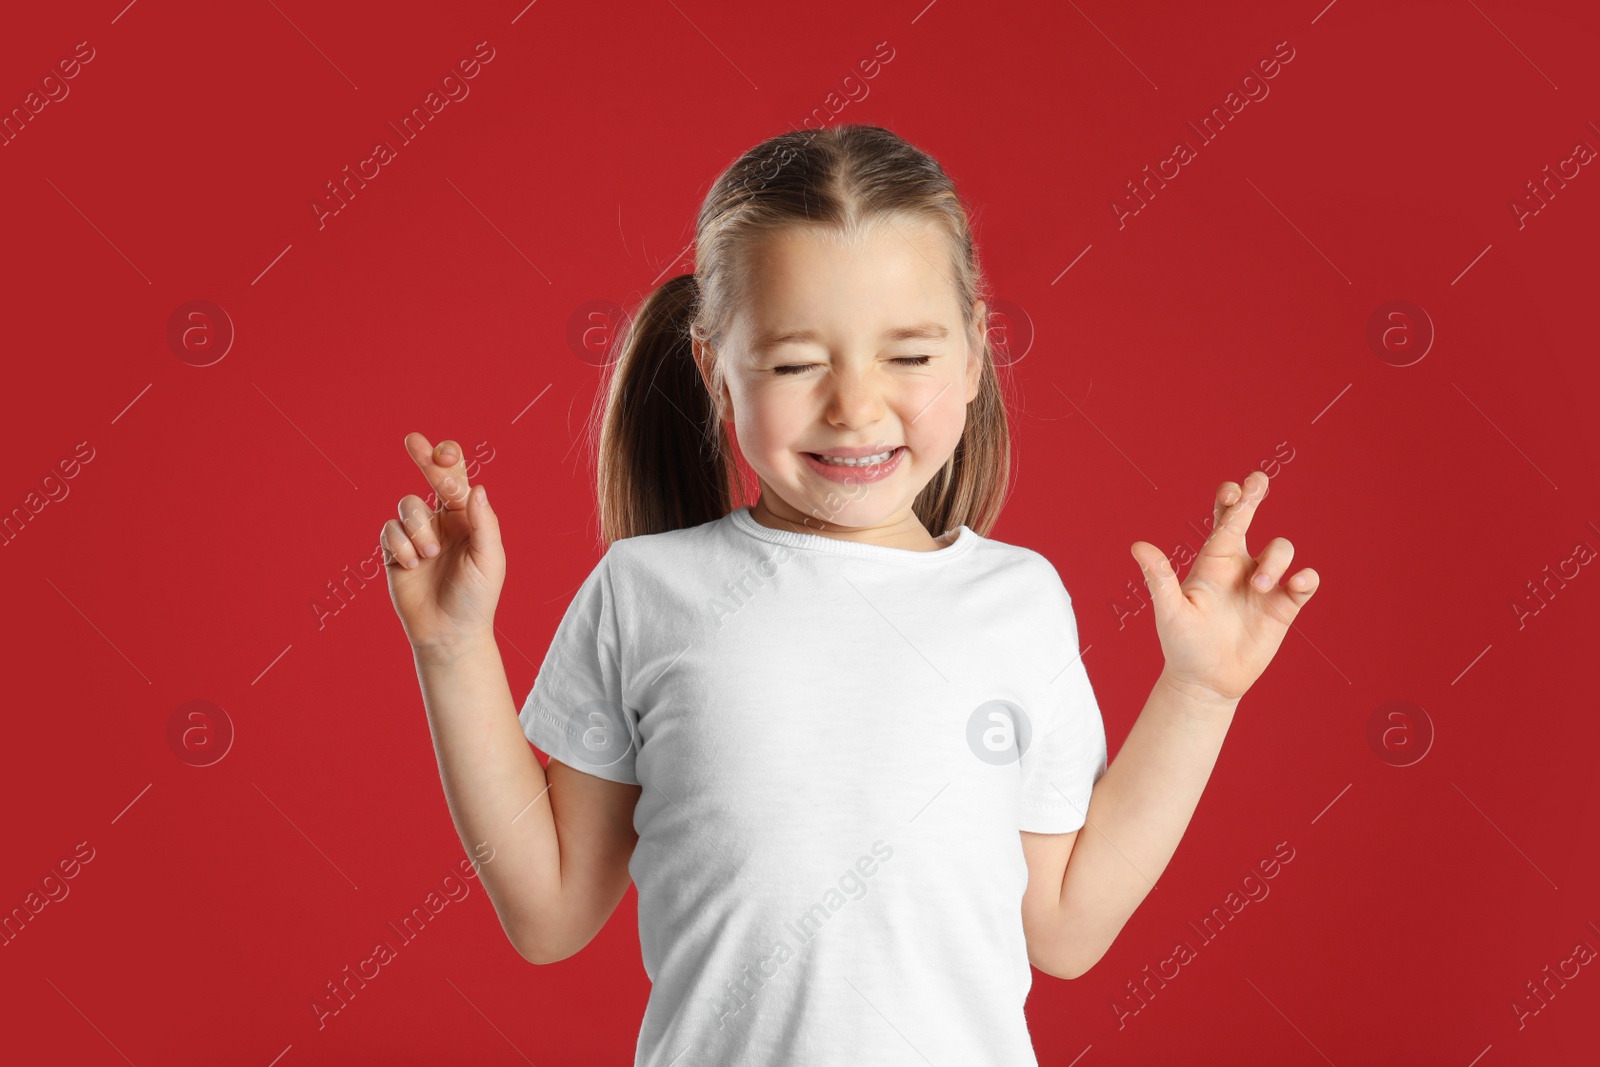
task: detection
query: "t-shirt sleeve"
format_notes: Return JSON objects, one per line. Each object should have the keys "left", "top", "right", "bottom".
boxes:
{"left": 1018, "top": 576, "right": 1109, "bottom": 833}
{"left": 517, "top": 548, "right": 641, "bottom": 785}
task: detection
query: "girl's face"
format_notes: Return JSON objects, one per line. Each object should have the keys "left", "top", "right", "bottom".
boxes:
{"left": 695, "top": 217, "right": 985, "bottom": 544}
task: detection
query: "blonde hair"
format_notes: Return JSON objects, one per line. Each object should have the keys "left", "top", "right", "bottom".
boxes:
{"left": 587, "top": 124, "right": 1013, "bottom": 547}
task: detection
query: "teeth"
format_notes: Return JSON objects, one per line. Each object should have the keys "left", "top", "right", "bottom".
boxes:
{"left": 813, "top": 449, "right": 897, "bottom": 466}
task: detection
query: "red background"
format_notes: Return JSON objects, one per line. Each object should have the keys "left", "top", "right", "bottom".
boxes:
{"left": 4, "top": 1, "right": 1599, "bottom": 1064}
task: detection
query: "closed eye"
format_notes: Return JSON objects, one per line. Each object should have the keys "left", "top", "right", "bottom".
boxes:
{"left": 772, "top": 355, "right": 934, "bottom": 376}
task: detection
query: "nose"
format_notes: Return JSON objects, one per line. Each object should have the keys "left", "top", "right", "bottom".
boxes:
{"left": 823, "top": 364, "right": 888, "bottom": 431}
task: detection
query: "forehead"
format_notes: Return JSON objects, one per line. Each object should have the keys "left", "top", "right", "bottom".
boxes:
{"left": 730, "top": 217, "right": 960, "bottom": 345}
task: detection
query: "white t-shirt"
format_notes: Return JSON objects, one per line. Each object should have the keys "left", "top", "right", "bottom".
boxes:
{"left": 519, "top": 505, "right": 1109, "bottom": 1066}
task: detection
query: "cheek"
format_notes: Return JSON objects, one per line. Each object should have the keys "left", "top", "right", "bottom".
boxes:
{"left": 903, "top": 381, "right": 966, "bottom": 445}
{"left": 738, "top": 390, "right": 805, "bottom": 455}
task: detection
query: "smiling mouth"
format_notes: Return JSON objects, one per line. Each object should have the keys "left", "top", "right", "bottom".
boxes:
{"left": 805, "top": 447, "right": 904, "bottom": 467}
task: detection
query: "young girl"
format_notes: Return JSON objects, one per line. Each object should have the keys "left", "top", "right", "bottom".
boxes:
{"left": 382, "top": 125, "right": 1319, "bottom": 1066}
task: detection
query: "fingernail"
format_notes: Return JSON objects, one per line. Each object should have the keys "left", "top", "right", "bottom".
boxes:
{"left": 1254, "top": 572, "right": 1273, "bottom": 591}
{"left": 424, "top": 543, "right": 439, "bottom": 557}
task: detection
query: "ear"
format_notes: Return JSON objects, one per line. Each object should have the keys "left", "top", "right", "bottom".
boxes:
{"left": 693, "top": 338, "right": 733, "bottom": 424}
{"left": 965, "top": 300, "right": 987, "bottom": 404}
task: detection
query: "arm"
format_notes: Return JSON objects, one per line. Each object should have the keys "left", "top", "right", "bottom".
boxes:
{"left": 413, "top": 636, "right": 641, "bottom": 965}
{"left": 1021, "top": 471, "right": 1320, "bottom": 979}
{"left": 381, "top": 432, "right": 639, "bottom": 966}
{"left": 1021, "top": 671, "right": 1236, "bottom": 979}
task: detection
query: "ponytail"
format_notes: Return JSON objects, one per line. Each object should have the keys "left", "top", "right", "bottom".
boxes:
{"left": 591, "top": 273, "right": 740, "bottom": 547}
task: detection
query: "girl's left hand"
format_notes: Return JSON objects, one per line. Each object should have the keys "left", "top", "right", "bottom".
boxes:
{"left": 1129, "top": 471, "right": 1321, "bottom": 707}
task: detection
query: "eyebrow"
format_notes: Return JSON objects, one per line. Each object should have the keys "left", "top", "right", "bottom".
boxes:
{"left": 750, "top": 322, "right": 950, "bottom": 355}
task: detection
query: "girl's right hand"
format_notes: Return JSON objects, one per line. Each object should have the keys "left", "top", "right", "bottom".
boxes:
{"left": 381, "top": 432, "right": 506, "bottom": 652}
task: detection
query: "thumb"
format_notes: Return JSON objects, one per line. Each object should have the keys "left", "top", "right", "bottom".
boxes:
{"left": 1130, "top": 541, "right": 1185, "bottom": 619}
{"left": 466, "top": 483, "right": 501, "bottom": 556}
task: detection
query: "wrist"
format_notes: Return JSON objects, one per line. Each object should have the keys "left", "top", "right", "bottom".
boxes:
{"left": 1156, "top": 670, "right": 1241, "bottom": 718}
{"left": 411, "top": 630, "right": 497, "bottom": 666}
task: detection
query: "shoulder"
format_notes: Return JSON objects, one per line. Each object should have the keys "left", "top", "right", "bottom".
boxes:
{"left": 966, "top": 534, "right": 1081, "bottom": 640}
{"left": 968, "top": 533, "right": 1074, "bottom": 600}
{"left": 597, "top": 511, "right": 739, "bottom": 586}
